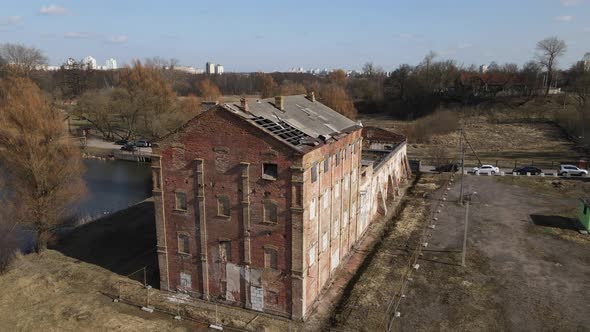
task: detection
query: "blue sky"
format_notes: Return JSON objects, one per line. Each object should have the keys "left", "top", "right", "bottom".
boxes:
{"left": 1, "top": 0, "right": 589, "bottom": 71}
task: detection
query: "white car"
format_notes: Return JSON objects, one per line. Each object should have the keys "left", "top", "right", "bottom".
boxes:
{"left": 472, "top": 165, "right": 499, "bottom": 175}
{"left": 558, "top": 164, "right": 588, "bottom": 177}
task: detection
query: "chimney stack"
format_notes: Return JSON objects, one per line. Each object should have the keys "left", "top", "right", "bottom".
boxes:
{"left": 240, "top": 97, "right": 249, "bottom": 112}
{"left": 275, "top": 96, "right": 284, "bottom": 111}
{"left": 308, "top": 91, "right": 316, "bottom": 102}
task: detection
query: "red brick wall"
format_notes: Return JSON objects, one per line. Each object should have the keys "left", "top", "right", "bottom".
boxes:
{"left": 155, "top": 108, "right": 301, "bottom": 315}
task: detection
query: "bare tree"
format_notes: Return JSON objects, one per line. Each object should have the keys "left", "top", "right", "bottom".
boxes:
{"left": 0, "top": 43, "right": 47, "bottom": 74}
{"left": 0, "top": 77, "right": 85, "bottom": 253}
{"left": 536, "top": 37, "right": 567, "bottom": 96}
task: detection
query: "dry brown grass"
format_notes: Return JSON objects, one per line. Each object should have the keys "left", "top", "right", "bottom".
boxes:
{"left": 0, "top": 250, "right": 197, "bottom": 331}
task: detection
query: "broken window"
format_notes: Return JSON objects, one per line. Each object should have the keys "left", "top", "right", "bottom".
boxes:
{"left": 219, "top": 241, "right": 231, "bottom": 262}
{"left": 264, "top": 247, "right": 278, "bottom": 270}
{"left": 175, "top": 192, "right": 187, "bottom": 211}
{"left": 336, "top": 150, "right": 341, "bottom": 166}
{"left": 178, "top": 233, "right": 190, "bottom": 254}
{"left": 263, "top": 201, "right": 278, "bottom": 224}
{"left": 324, "top": 156, "right": 330, "bottom": 173}
{"left": 217, "top": 195, "right": 230, "bottom": 217}
{"left": 262, "top": 163, "right": 278, "bottom": 180}
{"left": 311, "top": 162, "right": 318, "bottom": 183}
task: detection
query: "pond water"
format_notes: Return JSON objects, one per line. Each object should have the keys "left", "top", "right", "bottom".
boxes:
{"left": 8, "top": 159, "right": 152, "bottom": 252}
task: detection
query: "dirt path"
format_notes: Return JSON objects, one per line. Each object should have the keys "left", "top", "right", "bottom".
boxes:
{"left": 393, "top": 176, "right": 590, "bottom": 331}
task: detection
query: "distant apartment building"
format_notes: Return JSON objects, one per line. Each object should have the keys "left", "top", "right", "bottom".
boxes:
{"left": 105, "top": 58, "right": 117, "bottom": 70}
{"left": 151, "top": 93, "right": 410, "bottom": 320}
{"left": 206, "top": 62, "right": 216, "bottom": 74}
{"left": 583, "top": 52, "right": 590, "bottom": 72}
{"left": 83, "top": 56, "right": 97, "bottom": 70}
{"left": 215, "top": 64, "right": 224, "bottom": 74}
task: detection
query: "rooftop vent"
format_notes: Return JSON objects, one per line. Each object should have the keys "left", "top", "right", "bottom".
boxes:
{"left": 307, "top": 91, "right": 316, "bottom": 102}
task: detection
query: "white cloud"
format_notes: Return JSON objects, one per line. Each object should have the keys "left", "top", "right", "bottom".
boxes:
{"left": 64, "top": 32, "right": 89, "bottom": 39}
{"left": 39, "top": 5, "right": 68, "bottom": 15}
{"left": 560, "top": 0, "right": 583, "bottom": 6}
{"left": 0, "top": 16, "right": 22, "bottom": 25}
{"left": 107, "top": 35, "right": 128, "bottom": 44}
{"left": 554, "top": 15, "right": 574, "bottom": 22}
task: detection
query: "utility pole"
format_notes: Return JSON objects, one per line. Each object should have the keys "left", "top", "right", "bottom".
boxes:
{"left": 461, "top": 198, "right": 470, "bottom": 267}
{"left": 459, "top": 128, "right": 465, "bottom": 204}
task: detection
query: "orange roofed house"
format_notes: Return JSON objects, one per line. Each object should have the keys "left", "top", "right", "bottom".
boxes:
{"left": 150, "top": 93, "right": 411, "bottom": 320}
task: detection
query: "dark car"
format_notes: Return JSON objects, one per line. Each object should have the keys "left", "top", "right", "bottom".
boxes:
{"left": 120, "top": 142, "right": 137, "bottom": 152}
{"left": 136, "top": 140, "right": 151, "bottom": 147}
{"left": 512, "top": 166, "right": 543, "bottom": 175}
{"left": 114, "top": 139, "right": 128, "bottom": 145}
{"left": 433, "top": 163, "right": 459, "bottom": 173}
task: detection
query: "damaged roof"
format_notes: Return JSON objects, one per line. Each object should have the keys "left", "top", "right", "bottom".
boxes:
{"left": 222, "top": 95, "right": 360, "bottom": 152}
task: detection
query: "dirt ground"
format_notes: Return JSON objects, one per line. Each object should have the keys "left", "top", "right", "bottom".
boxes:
{"left": 359, "top": 114, "right": 583, "bottom": 168}
{"left": 330, "top": 174, "right": 590, "bottom": 331}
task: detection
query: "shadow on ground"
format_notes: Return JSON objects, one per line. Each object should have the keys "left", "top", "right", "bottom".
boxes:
{"left": 530, "top": 214, "right": 579, "bottom": 231}
{"left": 51, "top": 201, "right": 159, "bottom": 287}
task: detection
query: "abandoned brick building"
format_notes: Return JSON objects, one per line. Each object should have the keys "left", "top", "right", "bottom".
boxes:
{"left": 151, "top": 94, "right": 410, "bottom": 320}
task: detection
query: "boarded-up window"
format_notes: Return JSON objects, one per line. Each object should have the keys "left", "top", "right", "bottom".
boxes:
{"left": 175, "top": 192, "right": 187, "bottom": 211}
{"left": 178, "top": 233, "right": 190, "bottom": 254}
{"left": 324, "top": 156, "right": 330, "bottom": 173}
{"left": 335, "top": 181, "right": 340, "bottom": 198}
{"left": 264, "top": 201, "right": 278, "bottom": 224}
{"left": 333, "top": 217, "right": 340, "bottom": 238}
{"left": 311, "top": 163, "right": 318, "bottom": 183}
{"left": 264, "top": 247, "right": 278, "bottom": 269}
{"left": 322, "top": 189, "right": 329, "bottom": 209}
{"left": 217, "top": 195, "right": 230, "bottom": 217}
{"left": 352, "top": 168, "right": 357, "bottom": 183}
{"left": 322, "top": 232, "right": 328, "bottom": 252}
{"left": 219, "top": 241, "right": 231, "bottom": 262}
{"left": 308, "top": 244, "right": 316, "bottom": 267}
{"left": 180, "top": 272, "right": 192, "bottom": 289}
{"left": 310, "top": 198, "right": 316, "bottom": 220}
{"left": 262, "top": 163, "right": 278, "bottom": 180}
{"left": 335, "top": 150, "right": 341, "bottom": 166}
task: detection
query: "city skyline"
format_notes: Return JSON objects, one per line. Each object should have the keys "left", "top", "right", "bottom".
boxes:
{"left": 1, "top": 1, "right": 589, "bottom": 71}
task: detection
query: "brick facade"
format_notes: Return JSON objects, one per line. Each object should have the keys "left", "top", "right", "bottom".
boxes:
{"left": 152, "top": 99, "right": 410, "bottom": 320}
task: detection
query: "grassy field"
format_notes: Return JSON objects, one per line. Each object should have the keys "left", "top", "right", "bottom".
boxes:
{"left": 359, "top": 112, "right": 584, "bottom": 169}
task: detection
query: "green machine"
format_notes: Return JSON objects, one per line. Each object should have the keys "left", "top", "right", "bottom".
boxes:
{"left": 579, "top": 198, "right": 590, "bottom": 232}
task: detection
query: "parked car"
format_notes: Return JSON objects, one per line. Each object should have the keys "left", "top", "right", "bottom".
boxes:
{"left": 433, "top": 163, "right": 459, "bottom": 173}
{"left": 114, "top": 139, "right": 128, "bottom": 145}
{"left": 471, "top": 165, "right": 499, "bottom": 175}
{"left": 512, "top": 166, "right": 543, "bottom": 175}
{"left": 120, "top": 142, "right": 137, "bottom": 152}
{"left": 558, "top": 164, "right": 588, "bottom": 177}
{"left": 135, "top": 140, "right": 151, "bottom": 147}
